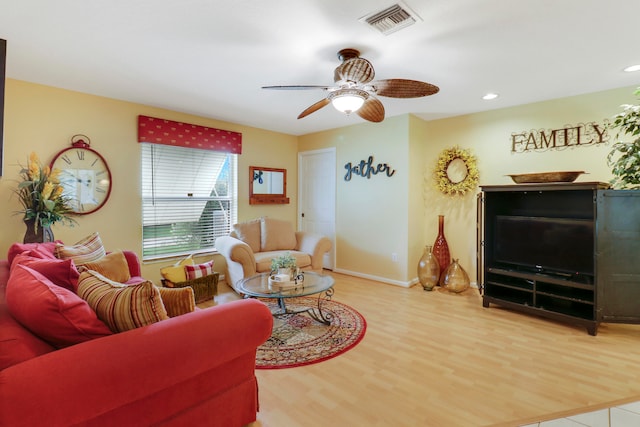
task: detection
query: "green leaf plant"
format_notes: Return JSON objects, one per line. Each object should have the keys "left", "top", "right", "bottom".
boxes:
{"left": 607, "top": 87, "right": 640, "bottom": 189}
{"left": 270, "top": 252, "right": 297, "bottom": 273}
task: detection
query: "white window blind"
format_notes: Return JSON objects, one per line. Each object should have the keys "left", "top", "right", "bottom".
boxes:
{"left": 141, "top": 143, "right": 237, "bottom": 260}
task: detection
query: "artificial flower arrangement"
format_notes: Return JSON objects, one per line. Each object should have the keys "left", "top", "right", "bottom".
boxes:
{"left": 14, "top": 152, "right": 76, "bottom": 231}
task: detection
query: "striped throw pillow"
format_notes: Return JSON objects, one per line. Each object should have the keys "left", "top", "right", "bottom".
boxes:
{"left": 77, "top": 270, "right": 168, "bottom": 333}
{"left": 55, "top": 232, "right": 106, "bottom": 266}
{"left": 158, "top": 287, "right": 195, "bottom": 317}
{"left": 184, "top": 260, "right": 214, "bottom": 280}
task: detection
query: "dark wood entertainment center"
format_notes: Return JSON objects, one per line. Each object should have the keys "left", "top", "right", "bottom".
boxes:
{"left": 479, "top": 182, "right": 640, "bottom": 335}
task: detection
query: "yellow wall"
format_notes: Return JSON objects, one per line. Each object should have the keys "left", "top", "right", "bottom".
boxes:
{"left": 424, "top": 85, "right": 637, "bottom": 284}
{"left": 0, "top": 79, "right": 298, "bottom": 283}
{"left": 2, "top": 78, "right": 637, "bottom": 287}
{"left": 408, "top": 115, "right": 429, "bottom": 282}
{"left": 300, "top": 85, "right": 639, "bottom": 285}
{"left": 299, "top": 115, "right": 412, "bottom": 284}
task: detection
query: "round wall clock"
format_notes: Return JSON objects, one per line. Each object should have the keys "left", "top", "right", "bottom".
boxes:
{"left": 50, "top": 135, "right": 112, "bottom": 215}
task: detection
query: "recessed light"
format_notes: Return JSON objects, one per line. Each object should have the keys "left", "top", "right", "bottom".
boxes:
{"left": 624, "top": 64, "right": 640, "bottom": 73}
{"left": 482, "top": 93, "right": 499, "bottom": 100}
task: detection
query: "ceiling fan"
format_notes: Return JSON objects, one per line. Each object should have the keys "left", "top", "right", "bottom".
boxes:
{"left": 262, "top": 48, "right": 439, "bottom": 123}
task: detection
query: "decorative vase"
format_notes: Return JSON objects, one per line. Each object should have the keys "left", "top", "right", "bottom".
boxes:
{"left": 432, "top": 215, "right": 450, "bottom": 285}
{"left": 417, "top": 245, "right": 440, "bottom": 291}
{"left": 442, "top": 259, "right": 470, "bottom": 293}
{"left": 23, "top": 219, "right": 54, "bottom": 244}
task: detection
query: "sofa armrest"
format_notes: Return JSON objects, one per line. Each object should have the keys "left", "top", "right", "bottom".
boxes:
{"left": 122, "top": 250, "right": 142, "bottom": 278}
{"left": 0, "top": 299, "right": 273, "bottom": 427}
{"left": 216, "top": 236, "right": 257, "bottom": 290}
{"left": 295, "top": 232, "right": 332, "bottom": 270}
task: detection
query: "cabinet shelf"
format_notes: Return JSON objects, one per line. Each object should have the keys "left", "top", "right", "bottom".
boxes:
{"left": 536, "top": 282, "right": 593, "bottom": 303}
{"left": 486, "top": 281, "right": 532, "bottom": 293}
{"left": 484, "top": 268, "right": 595, "bottom": 320}
{"left": 487, "top": 267, "right": 594, "bottom": 289}
{"left": 480, "top": 183, "right": 640, "bottom": 336}
{"left": 536, "top": 291, "right": 593, "bottom": 305}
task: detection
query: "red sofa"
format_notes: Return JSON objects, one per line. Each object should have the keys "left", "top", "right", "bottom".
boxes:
{"left": 0, "top": 244, "right": 273, "bottom": 427}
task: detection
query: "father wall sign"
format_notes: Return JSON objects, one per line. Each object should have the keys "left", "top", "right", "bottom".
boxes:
{"left": 511, "top": 121, "right": 609, "bottom": 153}
{"left": 344, "top": 155, "right": 396, "bottom": 181}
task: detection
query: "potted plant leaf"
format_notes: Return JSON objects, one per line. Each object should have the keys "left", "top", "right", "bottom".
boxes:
{"left": 270, "top": 252, "right": 297, "bottom": 279}
{"left": 607, "top": 87, "right": 640, "bottom": 189}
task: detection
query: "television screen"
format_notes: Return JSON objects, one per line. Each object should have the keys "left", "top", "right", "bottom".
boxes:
{"left": 494, "top": 215, "right": 594, "bottom": 276}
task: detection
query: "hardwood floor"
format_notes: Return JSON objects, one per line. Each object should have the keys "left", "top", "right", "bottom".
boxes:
{"left": 203, "top": 271, "right": 640, "bottom": 427}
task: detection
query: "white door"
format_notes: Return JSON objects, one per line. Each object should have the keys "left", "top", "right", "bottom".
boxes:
{"left": 298, "top": 148, "right": 336, "bottom": 270}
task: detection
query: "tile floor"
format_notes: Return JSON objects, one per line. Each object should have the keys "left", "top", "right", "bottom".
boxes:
{"left": 521, "top": 401, "right": 640, "bottom": 427}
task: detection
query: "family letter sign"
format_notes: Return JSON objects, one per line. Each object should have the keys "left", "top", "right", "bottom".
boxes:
{"left": 511, "top": 121, "right": 609, "bottom": 153}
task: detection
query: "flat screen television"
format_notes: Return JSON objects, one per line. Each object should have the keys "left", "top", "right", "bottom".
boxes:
{"left": 493, "top": 215, "right": 594, "bottom": 276}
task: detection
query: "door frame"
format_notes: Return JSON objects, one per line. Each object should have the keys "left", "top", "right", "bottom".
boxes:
{"left": 298, "top": 147, "right": 336, "bottom": 270}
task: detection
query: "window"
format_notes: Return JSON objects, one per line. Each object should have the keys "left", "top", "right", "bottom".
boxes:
{"left": 141, "top": 143, "right": 237, "bottom": 260}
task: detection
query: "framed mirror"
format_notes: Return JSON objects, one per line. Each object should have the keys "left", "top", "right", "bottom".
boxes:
{"left": 249, "top": 166, "right": 290, "bottom": 205}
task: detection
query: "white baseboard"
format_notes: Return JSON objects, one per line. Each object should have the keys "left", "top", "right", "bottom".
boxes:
{"left": 331, "top": 268, "right": 479, "bottom": 290}
{"left": 332, "top": 268, "right": 414, "bottom": 288}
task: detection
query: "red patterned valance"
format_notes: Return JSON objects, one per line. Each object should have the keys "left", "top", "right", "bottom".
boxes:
{"left": 137, "top": 115, "right": 242, "bottom": 154}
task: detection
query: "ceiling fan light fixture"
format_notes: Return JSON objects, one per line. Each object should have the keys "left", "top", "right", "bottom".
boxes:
{"left": 329, "top": 89, "right": 368, "bottom": 114}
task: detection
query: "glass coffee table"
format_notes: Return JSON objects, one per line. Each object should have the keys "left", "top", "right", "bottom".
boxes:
{"left": 238, "top": 272, "right": 335, "bottom": 325}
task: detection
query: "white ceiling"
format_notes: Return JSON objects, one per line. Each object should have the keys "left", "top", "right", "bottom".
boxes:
{"left": 1, "top": 0, "right": 639, "bottom": 136}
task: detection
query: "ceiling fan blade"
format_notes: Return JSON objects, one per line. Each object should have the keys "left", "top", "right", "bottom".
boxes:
{"left": 298, "top": 98, "right": 331, "bottom": 119}
{"left": 372, "top": 79, "right": 440, "bottom": 98}
{"left": 357, "top": 97, "right": 385, "bottom": 123}
{"left": 335, "top": 58, "right": 375, "bottom": 84}
{"left": 262, "top": 85, "right": 331, "bottom": 90}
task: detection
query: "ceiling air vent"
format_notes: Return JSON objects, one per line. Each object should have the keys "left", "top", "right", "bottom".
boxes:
{"left": 360, "top": 2, "right": 422, "bottom": 35}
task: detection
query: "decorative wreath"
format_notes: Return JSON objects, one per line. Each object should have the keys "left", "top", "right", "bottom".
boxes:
{"left": 434, "top": 146, "right": 479, "bottom": 196}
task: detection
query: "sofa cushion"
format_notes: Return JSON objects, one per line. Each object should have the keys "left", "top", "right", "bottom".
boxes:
{"left": 0, "top": 328, "right": 56, "bottom": 372}
{"left": 55, "top": 232, "right": 106, "bottom": 266}
{"left": 254, "top": 251, "right": 311, "bottom": 273}
{"left": 0, "top": 303, "right": 55, "bottom": 370}
{"left": 79, "top": 250, "right": 131, "bottom": 283}
{"left": 7, "top": 241, "right": 59, "bottom": 265}
{"left": 160, "top": 255, "right": 194, "bottom": 283}
{"left": 5, "top": 264, "right": 113, "bottom": 348}
{"left": 260, "top": 217, "right": 297, "bottom": 252}
{"left": 232, "top": 218, "right": 261, "bottom": 253}
{"left": 158, "top": 287, "right": 195, "bottom": 317}
{"left": 185, "top": 260, "right": 215, "bottom": 280}
{"left": 78, "top": 270, "right": 169, "bottom": 333}
{"left": 11, "top": 253, "right": 80, "bottom": 292}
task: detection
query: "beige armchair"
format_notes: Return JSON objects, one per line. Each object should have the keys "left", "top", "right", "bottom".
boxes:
{"left": 216, "top": 217, "right": 332, "bottom": 293}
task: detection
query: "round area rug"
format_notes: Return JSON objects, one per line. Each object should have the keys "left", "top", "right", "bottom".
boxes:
{"left": 256, "top": 297, "right": 366, "bottom": 369}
